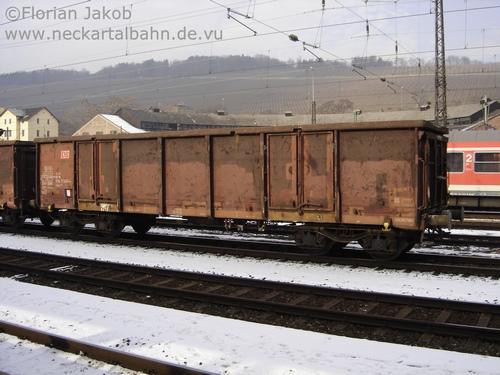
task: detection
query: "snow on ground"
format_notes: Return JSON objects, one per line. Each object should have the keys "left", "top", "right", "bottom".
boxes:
{"left": 1, "top": 232, "right": 499, "bottom": 305}
{"left": 144, "top": 225, "right": 293, "bottom": 243}
{"left": 0, "top": 333, "right": 140, "bottom": 375}
{"left": 0, "top": 278, "right": 499, "bottom": 375}
{"left": 412, "top": 244, "right": 500, "bottom": 258}
{"left": 450, "top": 228, "right": 500, "bottom": 237}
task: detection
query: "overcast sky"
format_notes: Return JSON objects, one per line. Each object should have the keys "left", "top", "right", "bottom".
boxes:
{"left": 0, "top": 0, "right": 499, "bottom": 74}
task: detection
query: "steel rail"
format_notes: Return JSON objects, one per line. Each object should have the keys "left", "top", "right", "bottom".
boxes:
{"left": 0, "top": 320, "right": 214, "bottom": 375}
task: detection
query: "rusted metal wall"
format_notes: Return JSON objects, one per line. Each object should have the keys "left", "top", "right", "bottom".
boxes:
{"left": 76, "top": 141, "right": 120, "bottom": 212}
{"left": 0, "top": 145, "right": 15, "bottom": 208}
{"left": 16, "top": 145, "right": 36, "bottom": 205}
{"left": 212, "top": 134, "right": 264, "bottom": 219}
{"left": 122, "top": 139, "right": 161, "bottom": 214}
{"left": 39, "top": 142, "right": 75, "bottom": 209}
{"left": 77, "top": 142, "right": 94, "bottom": 201}
{"left": 32, "top": 122, "right": 443, "bottom": 231}
{"left": 424, "top": 134, "right": 448, "bottom": 210}
{"left": 268, "top": 133, "right": 298, "bottom": 217}
{"left": 97, "top": 141, "right": 118, "bottom": 202}
{"left": 339, "top": 129, "right": 417, "bottom": 229}
{"left": 267, "top": 132, "right": 336, "bottom": 222}
{"left": 165, "top": 137, "right": 210, "bottom": 217}
{"left": 301, "top": 132, "right": 335, "bottom": 222}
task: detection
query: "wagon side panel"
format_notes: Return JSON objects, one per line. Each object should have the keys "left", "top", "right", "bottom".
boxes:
{"left": 339, "top": 129, "right": 418, "bottom": 229}
{"left": 39, "top": 142, "right": 75, "bottom": 209}
{"left": 77, "top": 142, "right": 95, "bottom": 202}
{"left": 16, "top": 145, "right": 36, "bottom": 205}
{"left": 121, "top": 138, "right": 161, "bottom": 214}
{"left": 267, "top": 131, "right": 336, "bottom": 222}
{"left": 0, "top": 145, "right": 15, "bottom": 208}
{"left": 165, "top": 137, "right": 210, "bottom": 217}
{"left": 77, "top": 140, "right": 120, "bottom": 212}
{"left": 267, "top": 133, "right": 299, "bottom": 221}
{"left": 212, "top": 134, "right": 264, "bottom": 220}
{"left": 300, "top": 131, "right": 336, "bottom": 222}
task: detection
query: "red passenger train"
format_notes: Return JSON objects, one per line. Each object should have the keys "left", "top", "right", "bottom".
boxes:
{"left": 447, "top": 131, "right": 500, "bottom": 211}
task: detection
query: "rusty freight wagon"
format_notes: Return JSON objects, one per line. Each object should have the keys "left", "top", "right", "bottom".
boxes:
{"left": 0, "top": 141, "right": 38, "bottom": 226}
{"left": 36, "top": 120, "right": 450, "bottom": 259}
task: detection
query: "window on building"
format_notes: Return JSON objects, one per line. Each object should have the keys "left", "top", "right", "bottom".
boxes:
{"left": 21, "top": 130, "right": 25, "bottom": 137}
{"left": 47, "top": 119, "right": 50, "bottom": 124}
{"left": 47, "top": 130, "right": 50, "bottom": 137}
{"left": 37, "top": 130, "right": 40, "bottom": 137}
{"left": 9, "top": 118, "right": 11, "bottom": 124}
{"left": 110, "top": 130, "right": 117, "bottom": 134}
{"left": 3, "top": 119, "right": 5, "bottom": 125}
{"left": 37, "top": 118, "right": 40, "bottom": 124}
{"left": 447, "top": 153, "right": 464, "bottom": 173}
{"left": 475, "top": 153, "right": 500, "bottom": 173}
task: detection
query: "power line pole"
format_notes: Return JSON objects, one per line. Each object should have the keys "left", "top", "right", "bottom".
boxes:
{"left": 310, "top": 66, "right": 317, "bottom": 125}
{"left": 434, "top": 0, "right": 448, "bottom": 127}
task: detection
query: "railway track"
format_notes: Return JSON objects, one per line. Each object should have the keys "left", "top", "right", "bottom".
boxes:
{"left": 0, "top": 320, "right": 210, "bottom": 375}
{"left": 427, "top": 232, "right": 500, "bottom": 248}
{"left": 1, "top": 223, "right": 500, "bottom": 277}
{"left": 1, "top": 248, "right": 499, "bottom": 355}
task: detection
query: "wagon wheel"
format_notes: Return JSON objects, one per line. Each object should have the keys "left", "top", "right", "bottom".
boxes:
{"left": 2, "top": 210, "right": 25, "bottom": 228}
{"left": 39, "top": 211, "right": 55, "bottom": 228}
{"left": 69, "top": 220, "right": 85, "bottom": 235}
{"left": 295, "top": 231, "right": 344, "bottom": 255}
{"left": 97, "top": 219, "right": 124, "bottom": 238}
{"left": 358, "top": 234, "right": 414, "bottom": 261}
{"left": 131, "top": 222, "right": 152, "bottom": 236}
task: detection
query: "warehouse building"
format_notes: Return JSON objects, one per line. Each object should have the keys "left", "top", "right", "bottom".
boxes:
{"left": 113, "top": 101, "right": 499, "bottom": 131}
{"left": 72, "top": 114, "right": 145, "bottom": 136}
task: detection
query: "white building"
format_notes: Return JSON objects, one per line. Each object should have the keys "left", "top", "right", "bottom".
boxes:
{"left": 0, "top": 107, "right": 59, "bottom": 141}
{"left": 72, "top": 114, "right": 145, "bottom": 136}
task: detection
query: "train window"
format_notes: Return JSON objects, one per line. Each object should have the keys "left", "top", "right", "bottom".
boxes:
{"left": 447, "top": 152, "right": 463, "bottom": 173}
{"left": 475, "top": 153, "right": 500, "bottom": 173}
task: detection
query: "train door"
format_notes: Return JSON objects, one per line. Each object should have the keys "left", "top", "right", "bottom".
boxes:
{"left": 77, "top": 142, "right": 95, "bottom": 203}
{"left": 77, "top": 140, "right": 119, "bottom": 211}
{"left": 96, "top": 141, "right": 119, "bottom": 206}
{"left": 15, "top": 145, "right": 36, "bottom": 203}
{"left": 267, "top": 131, "right": 336, "bottom": 222}
{"left": 423, "top": 133, "right": 448, "bottom": 211}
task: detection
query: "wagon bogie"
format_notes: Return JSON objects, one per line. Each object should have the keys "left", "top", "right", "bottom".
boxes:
{"left": 38, "top": 211, "right": 55, "bottom": 228}
{"left": 357, "top": 230, "right": 421, "bottom": 260}
{"left": 95, "top": 215, "right": 125, "bottom": 238}
{"left": 1, "top": 209, "right": 26, "bottom": 228}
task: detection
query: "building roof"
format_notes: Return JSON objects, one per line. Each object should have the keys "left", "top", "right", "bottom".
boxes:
{"left": 115, "top": 107, "right": 238, "bottom": 127}
{"left": 115, "top": 101, "right": 497, "bottom": 129}
{"left": 1, "top": 107, "right": 55, "bottom": 121}
{"left": 101, "top": 114, "right": 145, "bottom": 133}
{"left": 449, "top": 129, "right": 500, "bottom": 142}
{"left": 22, "top": 107, "right": 47, "bottom": 120}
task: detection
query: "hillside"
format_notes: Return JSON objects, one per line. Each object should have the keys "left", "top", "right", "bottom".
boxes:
{"left": 0, "top": 55, "right": 498, "bottom": 135}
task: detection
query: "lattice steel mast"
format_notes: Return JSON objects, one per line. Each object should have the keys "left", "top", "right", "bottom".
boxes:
{"left": 434, "top": 0, "right": 448, "bottom": 127}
